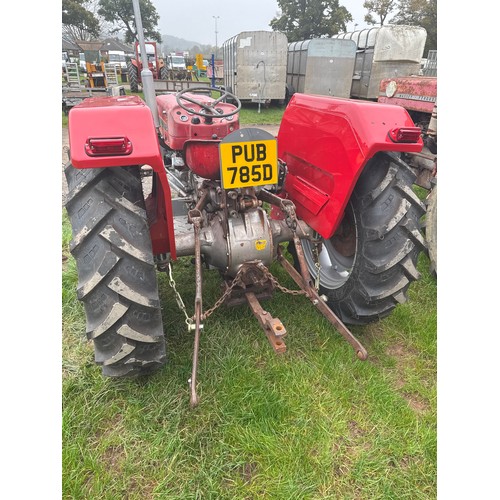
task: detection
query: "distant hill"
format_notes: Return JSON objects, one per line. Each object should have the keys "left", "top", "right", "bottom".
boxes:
{"left": 160, "top": 34, "right": 212, "bottom": 55}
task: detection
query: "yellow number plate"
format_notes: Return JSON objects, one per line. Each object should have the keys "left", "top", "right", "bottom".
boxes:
{"left": 219, "top": 139, "right": 278, "bottom": 189}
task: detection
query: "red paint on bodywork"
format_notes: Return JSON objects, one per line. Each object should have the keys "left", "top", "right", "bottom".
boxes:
{"left": 68, "top": 95, "right": 176, "bottom": 258}
{"left": 378, "top": 76, "right": 437, "bottom": 114}
{"left": 277, "top": 94, "right": 423, "bottom": 239}
{"left": 156, "top": 93, "right": 239, "bottom": 152}
{"left": 184, "top": 140, "right": 222, "bottom": 180}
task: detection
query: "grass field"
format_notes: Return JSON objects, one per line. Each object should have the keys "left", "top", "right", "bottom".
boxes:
{"left": 62, "top": 225, "right": 436, "bottom": 498}
{"left": 61, "top": 95, "right": 436, "bottom": 497}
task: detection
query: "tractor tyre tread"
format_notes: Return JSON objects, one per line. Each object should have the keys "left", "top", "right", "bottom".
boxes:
{"left": 290, "top": 152, "right": 426, "bottom": 325}
{"left": 127, "top": 61, "right": 139, "bottom": 93}
{"left": 64, "top": 163, "right": 166, "bottom": 377}
{"left": 425, "top": 185, "right": 437, "bottom": 276}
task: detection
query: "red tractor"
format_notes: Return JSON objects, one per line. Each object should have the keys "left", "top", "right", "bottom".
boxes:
{"left": 64, "top": 86, "right": 426, "bottom": 405}
{"left": 64, "top": 6, "right": 426, "bottom": 406}
{"left": 126, "top": 41, "right": 167, "bottom": 93}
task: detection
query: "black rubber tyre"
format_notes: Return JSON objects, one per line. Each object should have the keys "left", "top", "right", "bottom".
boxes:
{"left": 290, "top": 152, "right": 426, "bottom": 325}
{"left": 64, "top": 164, "right": 166, "bottom": 376}
{"left": 159, "top": 65, "right": 168, "bottom": 80}
{"left": 127, "top": 61, "right": 139, "bottom": 93}
{"left": 425, "top": 185, "right": 437, "bottom": 275}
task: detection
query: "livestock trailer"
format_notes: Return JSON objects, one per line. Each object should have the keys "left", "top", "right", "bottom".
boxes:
{"left": 286, "top": 38, "right": 357, "bottom": 99}
{"left": 333, "top": 25, "right": 427, "bottom": 100}
{"left": 222, "top": 31, "right": 288, "bottom": 104}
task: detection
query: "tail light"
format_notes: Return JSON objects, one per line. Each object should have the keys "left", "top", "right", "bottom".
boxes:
{"left": 85, "top": 137, "right": 133, "bottom": 156}
{"left": 388, "top": 127, "right": 421, "bottom": 143}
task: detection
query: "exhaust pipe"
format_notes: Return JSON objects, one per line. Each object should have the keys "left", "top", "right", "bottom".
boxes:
{"left": 132, "top": 0, "right": 159, "bottom": 128}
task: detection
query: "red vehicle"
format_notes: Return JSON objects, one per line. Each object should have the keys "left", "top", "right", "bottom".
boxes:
{"left": 126, "top": 41, "right": 167, "bottom": 92}
{"left": 64, "top": 8, "right": 426, "bottom": 406}
{"left": 378, "top": 69, "right": 437, "bottom": 274}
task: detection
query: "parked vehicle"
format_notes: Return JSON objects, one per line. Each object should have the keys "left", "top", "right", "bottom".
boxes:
{"left": 333, "top": 25, "right": 427, "bottom": 100}
{"left": 64, "top": 2, "right": 428, "bottom": 406}
{"left": 127, "top": 41, "right": 167, "bottom": 92}
{"left": 222, "top": 31, "right": 288, "bottom": 104}
{"left": 286, "top": 38, "right": 357, "bottom": 100}
{"left": 165, "top": 53, "right": 190, "bottom": 80}
{"left": 65, "top": 85, "right": 426, "bottom": 402}
{"left": 108, "top": 50, "right": 127, "bottom": 71}
{"left": 167, "top": 54, "right": 187, "bottom": 70}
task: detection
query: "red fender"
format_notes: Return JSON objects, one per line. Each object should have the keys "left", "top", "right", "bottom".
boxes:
{"left": 68, "top": 95, "right": 176, "bottom": 259}
{"left": 277, "top": 93, "right": 424, "bottom": 239}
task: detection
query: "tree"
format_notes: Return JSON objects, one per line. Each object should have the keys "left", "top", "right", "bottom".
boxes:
{"left": 62, "top": 0, "right": 100, "bottom": 42}
{"left": 393, "top": 0, "right": 437, "bottom": 52}
{"left": 97, "top": 0, "right": 161, "bottom": 44}
{"left": 363, "top": 0, "right": 396, "bottom": 26}
{"left": 270, "top": 0, "right": 353, "bottom": 42}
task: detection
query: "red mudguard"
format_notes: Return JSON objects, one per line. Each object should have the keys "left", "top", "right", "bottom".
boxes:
{"left": 68, "top": 95, "right": 176, "bottom": 258}
{"left": 277, "top": 94, "right": 424, "bottom": 239}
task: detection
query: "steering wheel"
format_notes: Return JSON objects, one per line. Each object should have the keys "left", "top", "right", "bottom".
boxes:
{"left": 175, "top": 86, "right": 241, "bottom": 119}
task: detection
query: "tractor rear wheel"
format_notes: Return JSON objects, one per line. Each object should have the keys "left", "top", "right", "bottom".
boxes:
{"left": 127, "top": 61, "right": 139, "bottom": 93}
{"left": 159, "top": 65, "right": 168, "bottom": 80}
{"left": 64, "top": 164, "right": 166, "bottom": 376}
{"left": 291, "top": 152, "right": 426, "bottom": 325}
{"left": 425, "top": 185, "right": 437, "bottom": 275}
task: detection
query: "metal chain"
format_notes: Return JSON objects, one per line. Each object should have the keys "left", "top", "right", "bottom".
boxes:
{"left": 167, "top": 263, "right": 194, "bottom": 327}
{"left": 197, "top": 267, "right": 246, "bottom": 321}
{"left": 191, "top": 260, "right": 308, "bottom": 324}
{"left": 262, "top": 267, "right": 308, "bottom": 296}
{"left": 168, "top": 196, "right": 308, "bottom": 326}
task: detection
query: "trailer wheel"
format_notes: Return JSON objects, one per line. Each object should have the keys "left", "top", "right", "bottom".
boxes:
{"left": 64, "top": 164, "right": 166, "bottom": 377}
{"left": 290, "top": 152, "right": 426, "bottom": 325}
{"left": 127, "top": 61, "right": 139, "bottom": 93}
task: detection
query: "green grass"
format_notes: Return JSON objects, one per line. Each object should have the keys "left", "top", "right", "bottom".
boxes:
{"left": 62, "top": 207, "right": 437, "bottom": 499}
{"left": 238, "top": 103, "right": 285, "bottom": 125}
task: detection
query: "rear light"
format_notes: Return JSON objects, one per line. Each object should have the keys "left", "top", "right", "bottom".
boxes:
{"left": 388, "top": 127, "right": 421, "bottom": 143}
{"left": 85, "top": 137, "right": 133, "bottom": 156}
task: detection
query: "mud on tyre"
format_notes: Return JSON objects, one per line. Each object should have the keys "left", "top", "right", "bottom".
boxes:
{"left": 64, "top": 164, "right": 166, "bottom": 376}
{"left": 291, "top": 151, "right": 426, "bottom": 325}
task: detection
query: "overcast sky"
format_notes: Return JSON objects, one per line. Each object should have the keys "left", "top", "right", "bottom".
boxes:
{"left": 153, "top": 0, "right": 368, "bottom": 46}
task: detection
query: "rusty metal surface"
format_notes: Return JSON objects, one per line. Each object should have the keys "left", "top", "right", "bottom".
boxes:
{"left": 378, "top": 76, "right": 437, "bottom": 114}
{"left": 181, "top": 190, "right": 368, "bottom": 407}
{"left": 188, "top": 209, "right": 203, "bottom": 408}
{"left": 221, "top": 262, "right": 275, "bottom": 307}
{"left": 245, "top": 292, "right": 287, "bottom": 354}
{"left": 277, "top": 246, "right": 368, "bottom": 361}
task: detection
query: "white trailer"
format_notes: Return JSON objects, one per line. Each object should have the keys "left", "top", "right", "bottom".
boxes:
{"left": 222, "top": 31, "right": 288, "bottom": 104}
{"left": 333, "top": 25, "right": 427, "bottom": 100}
{"left": 286, "top": 38, "right": 357, "bottom": 99}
